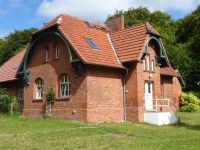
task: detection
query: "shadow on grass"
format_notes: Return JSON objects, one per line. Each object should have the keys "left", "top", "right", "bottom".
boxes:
{"left": 173, "top": 122, "right": 200, "bottom": 131}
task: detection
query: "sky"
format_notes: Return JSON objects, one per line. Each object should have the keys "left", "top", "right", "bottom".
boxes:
{"left": 0, "top": 0, "right": 200, "bottom": 38}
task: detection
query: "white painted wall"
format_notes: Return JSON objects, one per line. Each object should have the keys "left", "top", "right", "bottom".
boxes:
{"left": 144, "top": 112, "right": 177, "bottom": 126}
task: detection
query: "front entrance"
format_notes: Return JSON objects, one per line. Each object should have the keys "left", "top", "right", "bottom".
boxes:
{"left": 144, "top": 82, "right": 153, "bottom": 110}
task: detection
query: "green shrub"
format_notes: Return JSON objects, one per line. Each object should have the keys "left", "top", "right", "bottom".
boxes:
{"left": 0, "top": 88, "right": 7, "bottom": 95}
{"left": 180, "top": 92, "right": 200, "bottom": 112}
{"left": 190, "top": 91, "right": 200, "bottom": 99}
{"left": 0, "top": 94, "right": 11, "bottom": 113}
{"left": 46, "top": 88, "right": 55, "bottom": 103}
{"left": 0, "top": 87, "right": 20, "bottom": 114}
{"left": 11, "top": 97, "right": 20, "bottom": 114}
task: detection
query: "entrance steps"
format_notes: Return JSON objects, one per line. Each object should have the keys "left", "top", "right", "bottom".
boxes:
{"left": 144, "top": 112, "right": 177, "bottom": 125}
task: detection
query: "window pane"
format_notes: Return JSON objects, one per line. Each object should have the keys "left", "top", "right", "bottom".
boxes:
{"left": 36, "top": 79, "right": 44, "bottom": 99}
{"left": 148, "top": 83, "right": 151, "bottom": 93}
{"left": 56, "top": 45, "right": 60, "bottom": 58}
{"left": 60, "top": 75, "right": 70, "bottom": 97}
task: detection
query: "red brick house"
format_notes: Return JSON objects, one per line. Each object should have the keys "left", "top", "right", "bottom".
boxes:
{"left": 0, "top": 14, "right": 184, "bottom": 125}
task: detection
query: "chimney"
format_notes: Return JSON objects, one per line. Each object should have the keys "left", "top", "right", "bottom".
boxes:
{"left": 106, "top": 15, "right": 124, "bottom": 32}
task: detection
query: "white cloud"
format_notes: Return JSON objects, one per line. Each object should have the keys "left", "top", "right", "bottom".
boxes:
{"left": 0, "top": 29, "right": 10, "bottom": 38}
{"left": 37, "top": 0, "right": 200, "bottom": 22}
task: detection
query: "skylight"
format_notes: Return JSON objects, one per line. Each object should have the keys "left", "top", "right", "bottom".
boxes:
{"left": 84, "top": 21, "right": 93, "bottom": 29}
{"left": 85, "top": 37, "right": 99, "bottom": 50}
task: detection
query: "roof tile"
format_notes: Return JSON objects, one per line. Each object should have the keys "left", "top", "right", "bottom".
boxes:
{"left": 160, "top": 67, "right": 179, "bottom": 77}
{"left": 0, "top": 49, "right": 26, "bottom": 83}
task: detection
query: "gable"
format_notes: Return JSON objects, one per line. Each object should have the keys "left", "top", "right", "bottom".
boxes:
{"left": 33, "top": 14, "right": 124, "bottom": 69}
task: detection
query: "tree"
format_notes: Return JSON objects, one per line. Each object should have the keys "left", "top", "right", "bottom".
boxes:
{"left": 0, "top": 38, "right": 5, "bottom": 54}
{"left": 0, "top": 28, "right": 37, "bottom": 65}
{"left": 175, "top": 5, "right": 200, "bottom": 89}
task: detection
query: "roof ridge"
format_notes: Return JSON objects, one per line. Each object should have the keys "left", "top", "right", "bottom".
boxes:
{"left": 145, "top": 22, "right": 160, "bottom": 36}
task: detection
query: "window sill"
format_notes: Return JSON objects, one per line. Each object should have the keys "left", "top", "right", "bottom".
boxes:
{"left": 42, "top": 61, "right": 49, "bottom": 64}
{"left": 56, "top": 96, "right": 70, "bottom": 101}
{"left": 32, "top": 98, "right": 44, "bottom": 102}
{"left": 52, "top": 58, "right": 60, "bottom": 61}
{"left": 143, "top": 70, "right": 155, "bottom": 73}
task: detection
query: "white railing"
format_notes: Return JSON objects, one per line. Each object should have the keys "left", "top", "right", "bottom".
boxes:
{"left": 154, "top": 98, "right": 170, "bottom": 112}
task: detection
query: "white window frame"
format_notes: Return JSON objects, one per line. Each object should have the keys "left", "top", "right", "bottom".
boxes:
{"left": 143, "top": 58, "right": 146, "bottom": 70}
{"left": 56, "top": 44, "right": 60, "bottom": 59}
{"left": 151, "top": 59, "right": 154, "bottom": 71}
{"left": 45, "top": 47, "right": 49, "bottom": 62}
{"left": 18, "top": 89, "right": 24, "bottom": 101}
{"left": 36, "top": 79, "right": 44, "bottom": 99}
{"left": 60, "top": 75, "right": 70, "bottom": 98}
{"left": 147, "top": 55, "right": 150, "bottom": 71}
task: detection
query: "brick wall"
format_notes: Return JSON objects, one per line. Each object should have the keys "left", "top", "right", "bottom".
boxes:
{"left": 86, "top": 66, "right": 124, "bottom": 123}
{"left": 23, "top": 35, "right": 87, "bottom": 121}
{"left": 173, "top": 77, "right": 182, "bottom": 107}
{"left": 126, "top": 44, "right": 163, "bottom": 121}
{"left": 23, "top": 35, "right": 124, "bottom": 123}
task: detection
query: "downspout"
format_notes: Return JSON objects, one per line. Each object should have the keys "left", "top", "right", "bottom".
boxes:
{"left": 123, "top": 68, "right": 128, "bottom": 122}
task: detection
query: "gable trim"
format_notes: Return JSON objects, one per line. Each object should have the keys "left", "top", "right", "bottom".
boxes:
{"left": 141, "top": 36, "right": 169, "bottom": 67}
{"left": 106, "top": 34, "right": 121, "bottom": 65}
{"left": 17, "top": 31, "right": 78, "bottom": 84}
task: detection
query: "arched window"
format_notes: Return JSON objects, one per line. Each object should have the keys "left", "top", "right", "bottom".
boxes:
{"left": 45, "top": 46, "right": 49, "bottom": 62}
{"left": 60, "top": 75, "right": 70, "bottom": 97}
{"left": 146, "top": 55, "right": 150, "bottom": 71}
{"left": 151, "top": 59, "right": 154, "bottom": 71}
{"left": 143, "top": 58, "right": 146, "bottom": 70}
{"left": 56, "top": 44, "right": 60, "bottom": 58}
{"left": 36, "top": 78, "right": 44, "bottom": 99}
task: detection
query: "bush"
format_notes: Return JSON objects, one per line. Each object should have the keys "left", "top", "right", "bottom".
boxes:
{"left": 0, "top": 88, "right": 20, "bottom": 114}
{"left": 46, "top": 88, "right": 55, "bottom": 103}
{"left": 180, "top": 92, "right": 200, "bottom": 112}
{"left": 11, "top": 97, "right": 20, "bottom": 114}
{"left": 0, "top": 94, "right": 11, "bottom": 113}
{"left": 0, "top": 88, "right": 7, "bottom": 95}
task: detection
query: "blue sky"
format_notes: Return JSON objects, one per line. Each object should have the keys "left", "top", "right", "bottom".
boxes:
{"left": 0, "top": 0, "right": 200, "bottom": 38}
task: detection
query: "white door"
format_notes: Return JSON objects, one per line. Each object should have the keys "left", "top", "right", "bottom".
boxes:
{"left": 145, "top": 82, "right": 153, "bottom": 110}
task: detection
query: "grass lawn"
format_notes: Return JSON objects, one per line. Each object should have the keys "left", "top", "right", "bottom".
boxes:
{"left": 0, "top": 111, "right": 200, "bottom": 150}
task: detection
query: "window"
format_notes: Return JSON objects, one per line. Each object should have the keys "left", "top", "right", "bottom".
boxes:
{"left": 151, "top": 60, "right": 154, "bottom": 71}
{"left": 18, "top": 89, "right": 24, "bottom": 101}
{"left": 60, "top": 75, "right": 70, "bottom": 97}
{"left": 84, "top": 21, "right": 93, "bottom": 28}
{"left": 146, "top": 55, "right": 150, "bottom": 71}
{"left": 45, "top": 47, "right": 49, "bottom": 61}
{"left": 36, "top": 78, "right": 44, "bottom": 99}
{"left": 143, "top": 59, "right": 146, "bottom": 70}
{"left": 56, "top": 44, "right": 60, "bottom": 58}
{"left": 85, "top": 37, "right": 99, "bottom": 49}
{"left": 148, "top": 83, "right": 151, "bottom": 93}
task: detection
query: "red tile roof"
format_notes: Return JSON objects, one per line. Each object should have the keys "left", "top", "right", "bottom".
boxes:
{"left": 145, "top": 22, "right": 160, "bottom": 36}
{"left": 110, "top": 22, "right": 161, "bottom": 63}
{"left": 160, "top": 67, "right": 180, "bottom": 77}
{"left": 0, "top": 49, "right": 26, "bottom": 83}
{"left": 0, "top": 15, "right": 164, "bottom": 84}
{"left": 35, "top": 14, "right": 124, "bottom": 69}
{"left": 110, "top": 23, "right": 150, "bottom": 62}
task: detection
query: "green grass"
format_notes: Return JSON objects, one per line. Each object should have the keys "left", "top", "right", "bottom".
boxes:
{"left": 0, "top": 111, "right": 200, "bottom": 150}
